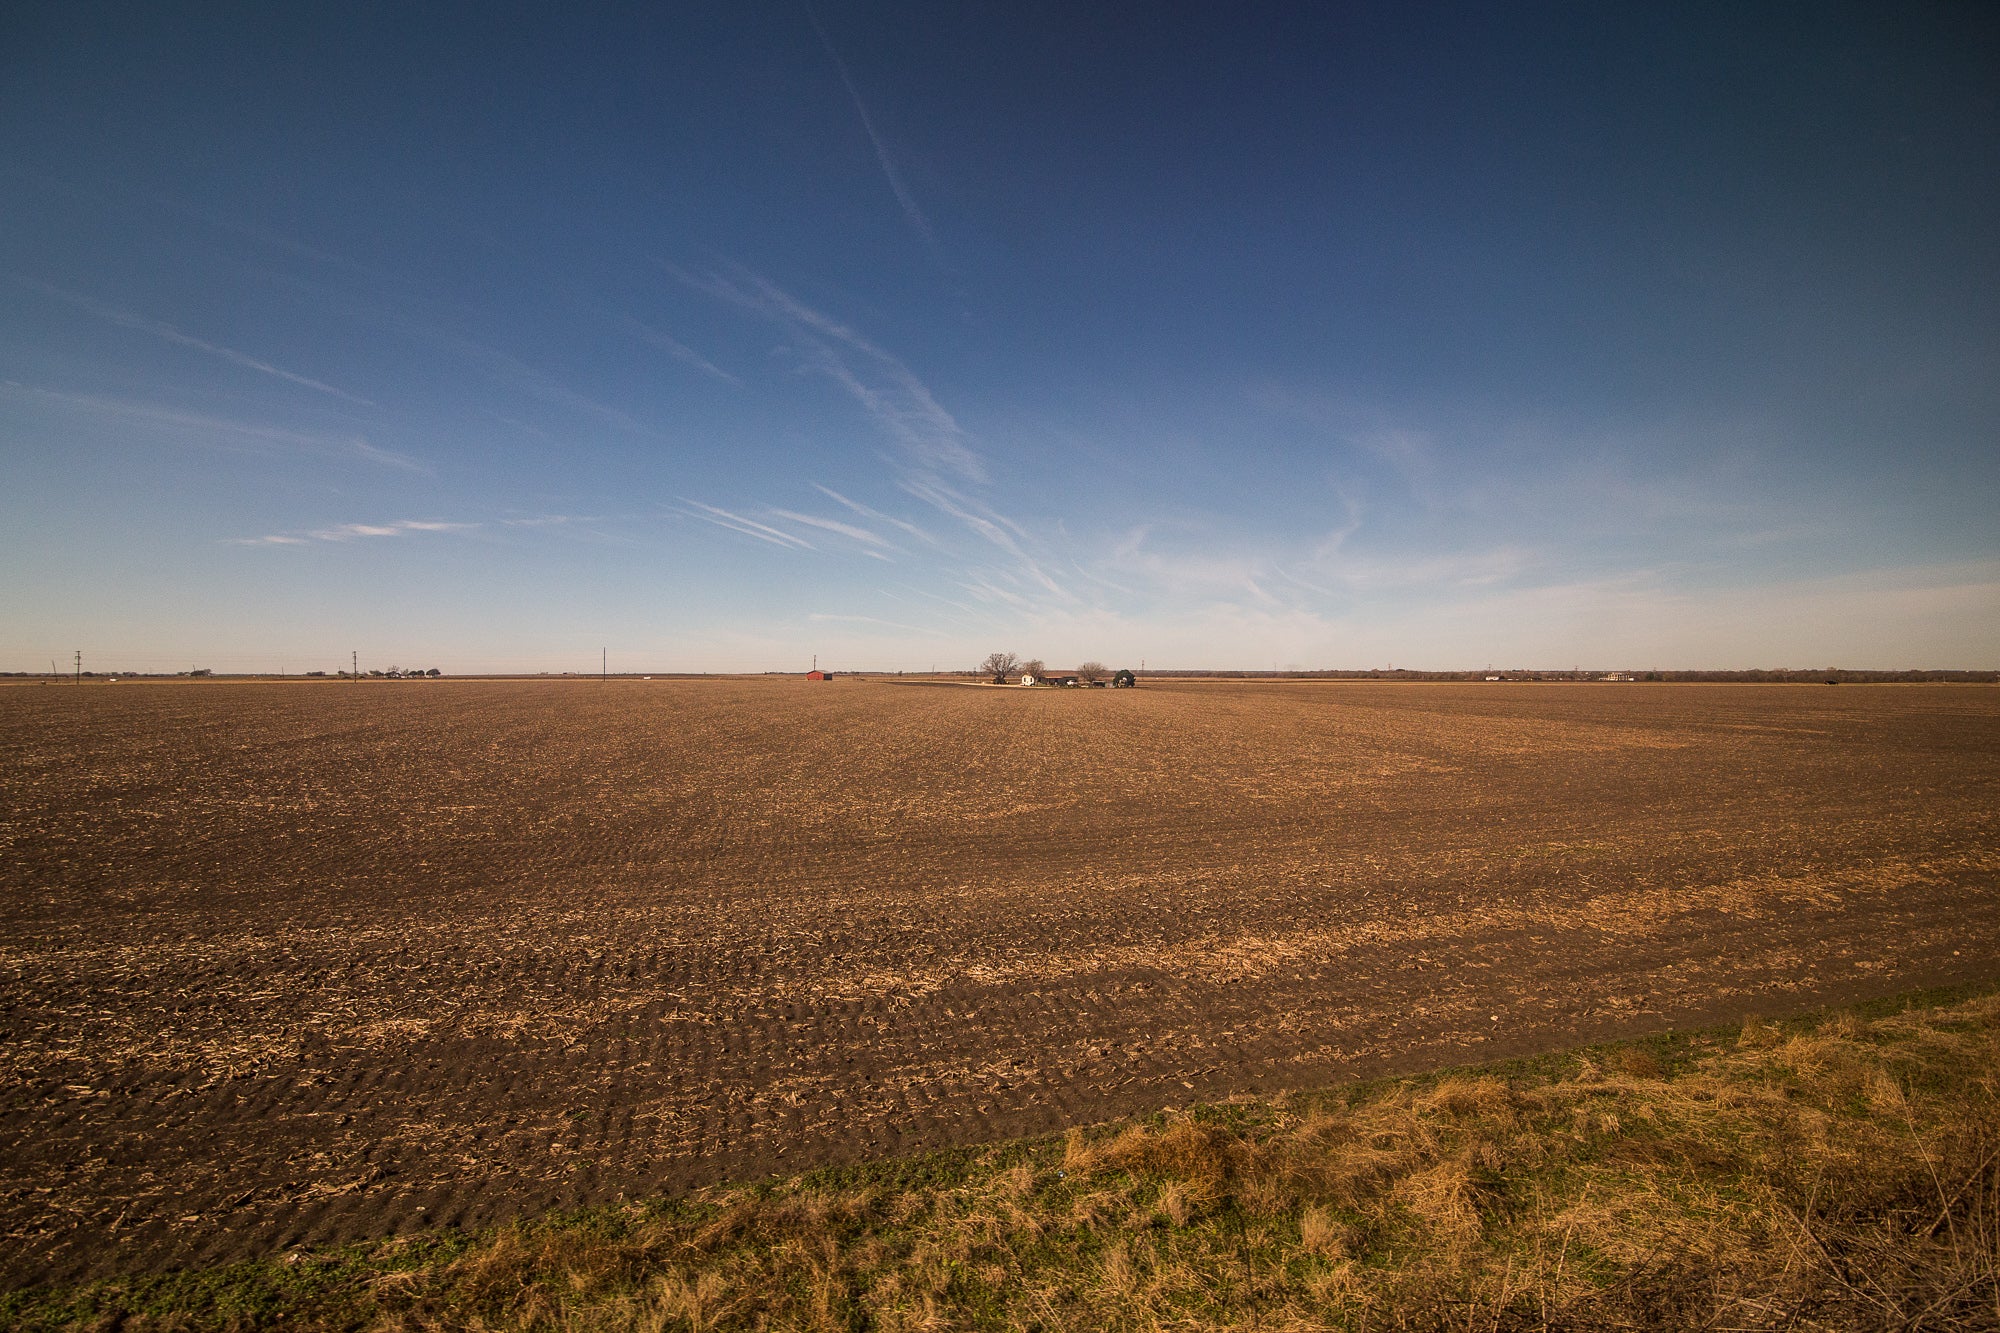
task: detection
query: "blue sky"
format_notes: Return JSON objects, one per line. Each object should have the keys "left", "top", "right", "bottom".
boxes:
{"left": 3, "top": 2, "right": 1996, "bottom": 672}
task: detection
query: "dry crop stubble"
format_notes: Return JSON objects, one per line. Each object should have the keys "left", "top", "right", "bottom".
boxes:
{"left": 21, "top": 991, "right": 1989, "bottom": 1330}
{"left": 0, "top": 677, "right": 1996, "bottom": 1285}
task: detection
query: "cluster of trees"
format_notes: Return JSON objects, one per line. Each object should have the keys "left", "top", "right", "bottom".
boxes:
{"left": 976, "top": 653, "right": 1120, "bottom": 685}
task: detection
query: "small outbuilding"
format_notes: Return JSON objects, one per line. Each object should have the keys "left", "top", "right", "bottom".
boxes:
{"left": 806, "top": 669, "right": 833, "bottom": 681}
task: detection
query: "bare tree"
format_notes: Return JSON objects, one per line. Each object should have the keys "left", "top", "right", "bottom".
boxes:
{"left": 979, "top": 651, "right": 1020, "bottom": 683}
{"left": 1020, "top": 658, "right": 1046, "bottom": 681}
{"left": 1076, "top": 661, "right": 1107, "bottom": 684}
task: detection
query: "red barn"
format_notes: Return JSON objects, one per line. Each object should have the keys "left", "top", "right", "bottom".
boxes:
{"left": 806, "top": 669, "right": 833, "bottom": 681}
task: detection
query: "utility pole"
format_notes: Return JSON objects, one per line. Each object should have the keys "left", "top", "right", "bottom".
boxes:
{"left": 602, "top": 646, "right": 607, "bottom": 682}
{"left": 74, "top": 649, "right": 80, "bottom": 684}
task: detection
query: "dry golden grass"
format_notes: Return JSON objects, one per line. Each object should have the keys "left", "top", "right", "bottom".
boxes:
{"left": 11, "top": 989, "right": 1998, "bottom": 1331}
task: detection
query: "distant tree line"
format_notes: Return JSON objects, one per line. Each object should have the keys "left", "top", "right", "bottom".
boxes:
{"left": 976, "top": 653, "right": 1136, "bottom": 686}
{"left": 1048, "top": 668, "right": 2000, "bottom": 684}
{"left": 0, "top": 667, "right": 450, "bottom": 679}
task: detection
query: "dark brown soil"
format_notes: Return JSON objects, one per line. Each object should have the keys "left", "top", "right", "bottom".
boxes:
{"left": 1, "top": 678, "right": 1995, "bottom": 1285}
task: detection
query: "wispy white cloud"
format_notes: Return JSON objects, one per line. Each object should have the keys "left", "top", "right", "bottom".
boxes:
{"left": 1108, "top": 526, "right": 1275, "bottom": 603}
{"left": 902, "top": 476, "right": 1028, "bottom": 542}
{"left": 478, "top": 408, "right": 561, "bottom": 442}
{"left": 812, "top": 483, "right": 939, "bottom": 546}
{"left": 1346, "top": 558, "right": 2000, "bottom": 669}
{"left": 227, "top": 519, "right": 479, "bottom": 546}
{"left": 430, "top": 332, "right": 648, "bottom": 434}
{"left": 1293, "top": 543, "right": 1538, "bottom": 595}
{"left": 665, "top": 263, "right": 984, "bottom": 483}
{"left": 808, "top": 612, "right": 948, "bottom": 635}
{"left": 1245, "top": 384, "right": 1440, "bottom": 493}
{"left": 494, "top": 512, "right": 637, "bottom": 547}
{"left": 1249, "top": 381, "right": 1800, "bottom": 553}
{"left": 1099, "top": 510, "right": 1535, "bottom": 618}
{"left": 766, "top": 508, "right": 895, "bottom": 550}
{"left": 1312, "top": 492, "right": 1366, "bottom": 560}
{"left": 676, "top": 500, "right": 815, "bottom": 550}
{"left": 675, "top": 498, "right": 909, "bottom": 560}
{"left": 313, "top": 523, "right": 404, "bottom": 539}
{"left": 1348, "top": 427, "right": 1438, "bottom": 492}
{"left": 959, "top": 573, "right": 1033, "bottom": 609}
{"left": 804, "top": 4, "right": 939, "bottom": 254}
{"left": 14, "top": 277, "right": 374, "bottom": 405}
{"left": 666, "top": 268, "right": 1088, "bottom": 610}
{"left": 2, "top": 383, "right": 426, "bottom": 471}
{"left": 146, "top": 193, "right": 399, "bottom": 285}
{"left": 349, "top": 439, "right": 429, "bottom": 473}
{"left": 620, "top": 316, "right": 740, "bottom": 385}
{"left": 537, "top": 554, "right": 2000, "bottom": 675}
{"left": 884, "top": 580, "right": 984, "bottom": 628}
{"left": 898, "top": 477, "right": 1068, "bottom": 600}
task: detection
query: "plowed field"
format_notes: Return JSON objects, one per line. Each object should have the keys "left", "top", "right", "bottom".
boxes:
{"left": 2, "top": 678, "right": 1996, "bottom": 1285}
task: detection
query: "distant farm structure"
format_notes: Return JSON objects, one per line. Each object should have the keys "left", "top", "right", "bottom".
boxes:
{"left": 985, "top": 654, "right": 1135, "bottom": 688}
{"left": 1011, "top": 670, "right": 1121, "bottom": 688}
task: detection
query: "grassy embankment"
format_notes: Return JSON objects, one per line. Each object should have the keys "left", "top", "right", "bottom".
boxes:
{"left": 8, "top": 987, "right": 1998, "bottom": 1331}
